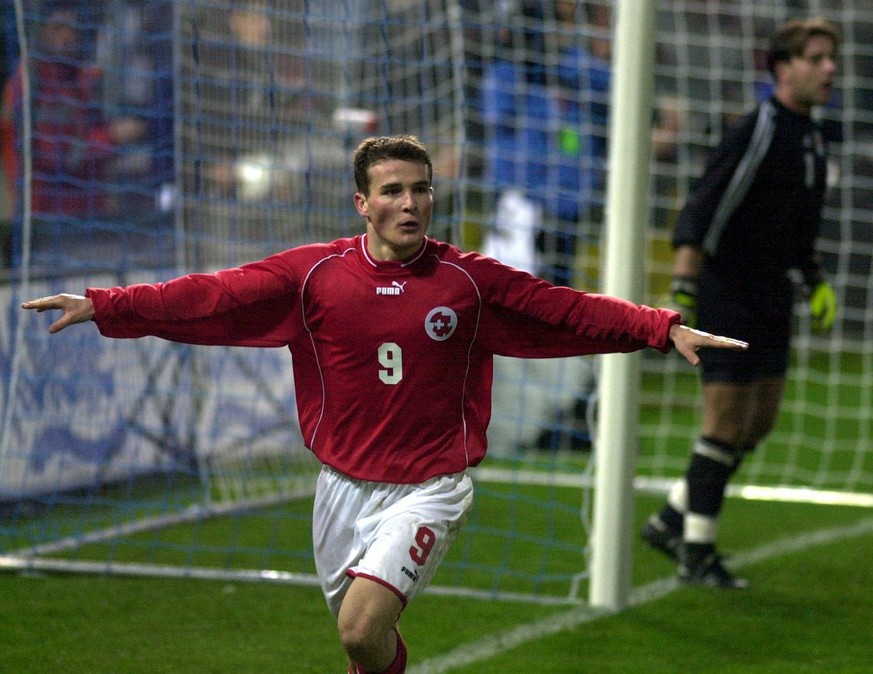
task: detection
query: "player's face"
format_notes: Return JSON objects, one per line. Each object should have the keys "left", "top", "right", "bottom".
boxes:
{"left": 355, "top": 159, "right": 433, "bottom": 261}
{"left": 781, "top": 35, "right": 838, "bottom": 113}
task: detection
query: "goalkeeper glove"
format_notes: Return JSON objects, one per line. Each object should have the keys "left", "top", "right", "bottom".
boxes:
{"left": 668, "top": 276, "right": 698, "bottom": 329}
{"left": 809, "top": 280, "right": 837, "bottom": 332}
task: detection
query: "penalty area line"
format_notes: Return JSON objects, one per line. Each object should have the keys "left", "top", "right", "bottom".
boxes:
{"left": 408, "top": 517, "right": 873, "bottom": 674}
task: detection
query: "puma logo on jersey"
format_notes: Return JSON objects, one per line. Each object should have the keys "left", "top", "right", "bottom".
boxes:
{"left": 376, "top": 281, "right": 408, "bottom": 296}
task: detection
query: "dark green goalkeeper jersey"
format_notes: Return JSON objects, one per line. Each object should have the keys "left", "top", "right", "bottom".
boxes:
{"left": 672, "top": 96, "right": 829, "bottom": 286}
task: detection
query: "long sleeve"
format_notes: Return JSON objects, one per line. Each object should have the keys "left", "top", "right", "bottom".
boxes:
{"left": 478, "top": 293, "right": 680, "bottom": 359}
{"left": 672, "top": 110, "right": 759, "bottom": 251}
{"left": 87, "top": 255, "right": 303, "bottom": 347}
{"left": 463, "top": 251, "right": 681, "bottom": 356}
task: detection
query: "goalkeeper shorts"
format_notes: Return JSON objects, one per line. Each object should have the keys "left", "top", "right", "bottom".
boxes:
{"left": 312, "top": 465, "right": 473, "bottom": 618}
{"left": 696, "top": 268, "right": 793, "bottom": 384}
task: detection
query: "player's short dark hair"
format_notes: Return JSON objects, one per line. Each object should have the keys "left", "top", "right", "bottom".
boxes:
{"left": 767, "top": 18, "right": 841, "bottom": 77}
{"left": 353, "top": 135, "right": 432, "bottom": 194}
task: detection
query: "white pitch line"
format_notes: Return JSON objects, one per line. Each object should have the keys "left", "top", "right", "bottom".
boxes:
{"left": 409, "top": 517, "right": 873, "bottom": 674}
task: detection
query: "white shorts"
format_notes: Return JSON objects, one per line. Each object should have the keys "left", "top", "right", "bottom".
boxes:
{"left": 312, "top": 465, "right": 474, "bottom": 618}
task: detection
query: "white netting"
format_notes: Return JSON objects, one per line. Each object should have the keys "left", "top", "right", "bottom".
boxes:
{"left": 1, "top": 1, "right": 871, "bottom": 606}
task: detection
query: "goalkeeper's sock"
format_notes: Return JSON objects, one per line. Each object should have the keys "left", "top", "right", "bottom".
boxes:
{"left": 686, "top": 437, "right": 738, "bottom": 519}
{"left": 656, "top": 478, "right": 688, "bottom": 533}
{"left": 685, "top": 511, "right": 718, "bottom": 546}
{"left": 682, "top": 437, "right": 739, "bottom": 549}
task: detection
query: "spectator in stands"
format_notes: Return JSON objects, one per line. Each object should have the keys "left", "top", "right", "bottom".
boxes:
{"left": 0, "top": 0, "right": 146, "bottom": 265}
{"left": 641, "top": 18, "right": 841, "bottom": 589}
{"left": 478, "top": 0, "right": 550, "bottom": 278}
{"left": 649, "top": 93, "right": 688, "bottom": 230}
{"left": 553, "top": 0, "right": 611, "bottom": 235}
{"left": 482, "top": 1, "right": 674, "bottom": 451}
{"left": 200, "top": 1, "right": 306, "bottom": 198}
{"left": 478, "top": 1, "right": 610, "bottom": 453}
{"left": 94, "top": 0, "right": 175, "bottom": 216}
{"left": 188, "top": 0, "right": 312, "bottom": 268}
{"left": 480, "top": 0, "right": 609, "bottom": 288}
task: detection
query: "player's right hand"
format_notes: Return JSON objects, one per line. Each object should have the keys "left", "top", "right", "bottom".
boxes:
{"left": 667, "top": 276, "right": 698, "bottom": 329}
{"left": 21, "top": 293, "right": 95, "bottom": 333}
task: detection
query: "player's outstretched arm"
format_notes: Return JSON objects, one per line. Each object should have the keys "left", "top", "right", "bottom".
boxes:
{"left": 669, "top": 323, "right": 748, "bottom": 367}
{"left": 21, "top": 294, "right": 95, "bottom": 334}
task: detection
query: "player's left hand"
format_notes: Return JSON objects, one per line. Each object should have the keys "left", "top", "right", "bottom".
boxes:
{"left": 668, "top": 324, "right": 748, "bottom": 367}
{"left": 809, "top": 280, "right": 837, "bottom": 332}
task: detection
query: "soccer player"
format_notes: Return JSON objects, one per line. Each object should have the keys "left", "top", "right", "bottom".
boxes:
{"left": 641, "top": 19, "right": 840, "bottom": 589}
{"left": 23, "top": 135, "right": 747, "bottom": 673}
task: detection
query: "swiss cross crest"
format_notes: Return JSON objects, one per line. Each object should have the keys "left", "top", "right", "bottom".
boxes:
{"left": 424, "top": 307, "right": 458, "bottom": 341}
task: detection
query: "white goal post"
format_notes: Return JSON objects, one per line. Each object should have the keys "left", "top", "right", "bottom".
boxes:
{"left": 589, "top": 0, "right": 657, "bottom": 611}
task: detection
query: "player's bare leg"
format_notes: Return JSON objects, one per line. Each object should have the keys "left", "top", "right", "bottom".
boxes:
{"left": 734, "top": 377, "right": 785, "bottom": 448}
{"left": 700, "top": 377, "right": 785, "bottom": 446}
{"left": 338, "top": 576, "right": 406, "bottom": 673}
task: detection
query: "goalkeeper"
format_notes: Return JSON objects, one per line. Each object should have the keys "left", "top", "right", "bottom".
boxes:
{"left": 642, "top": 18, "right": 841, "bottom": 589}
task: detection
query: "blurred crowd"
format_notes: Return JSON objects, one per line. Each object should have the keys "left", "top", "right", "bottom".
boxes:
{"left": 0, "top": 1, "right": 862, "bottom": 276}
{"left": 0, "top": 0, "right": 173, "bottom": 270}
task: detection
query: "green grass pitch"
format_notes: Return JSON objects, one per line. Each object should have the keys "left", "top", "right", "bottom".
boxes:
{"left": 2, "top": 493, "right": 871, "bottom": 673}
{"left": 2, "top": 347, "right": 870, "bottom": 672}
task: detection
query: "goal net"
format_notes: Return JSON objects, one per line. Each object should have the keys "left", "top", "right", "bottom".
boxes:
{"left": 463, "top": 0, "right": 873, "bottom": 505}
{"left": 638, "top": 2, "right": 873, "bottom": 503}
{"left": 1, "top": 0, "right": 589, "bottom": 605}
{"left": 1, "top": 0, "right": 871, "bottom": 607}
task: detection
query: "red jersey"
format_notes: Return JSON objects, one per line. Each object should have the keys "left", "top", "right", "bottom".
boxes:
{"left": 87, "top": 235, "right": 679, "bottom": 483}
